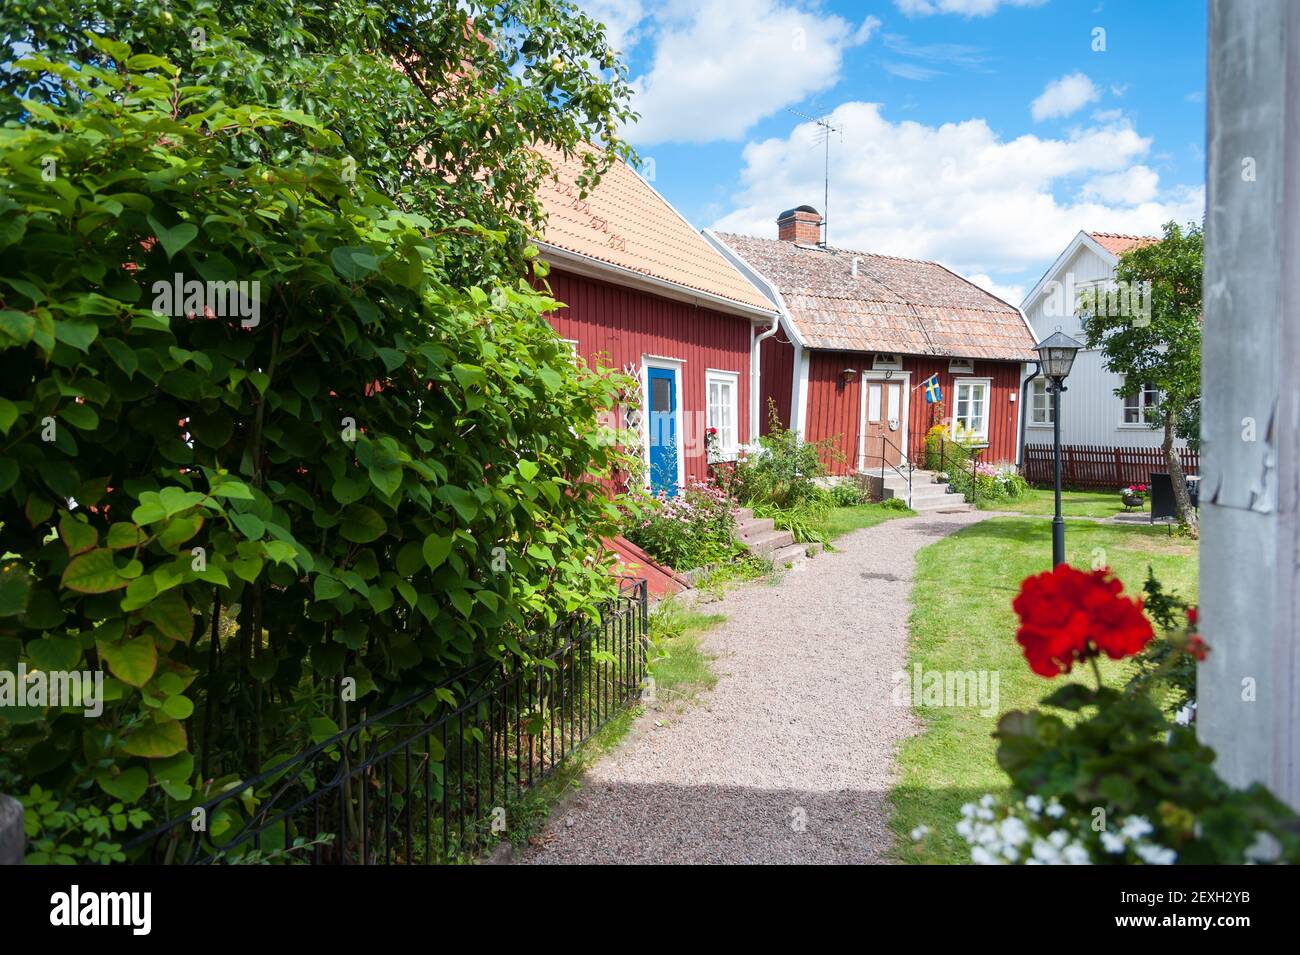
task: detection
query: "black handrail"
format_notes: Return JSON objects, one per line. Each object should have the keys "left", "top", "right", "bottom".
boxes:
{"left": 875, "top": 432, "right": 914, "bottom": 507}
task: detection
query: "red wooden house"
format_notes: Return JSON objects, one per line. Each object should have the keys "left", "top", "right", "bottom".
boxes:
{"left": 534, "top": 145, "right": 779, "bottom": 494}
{"left": 708, "top": 206, "right": 1038, "bottom": 479}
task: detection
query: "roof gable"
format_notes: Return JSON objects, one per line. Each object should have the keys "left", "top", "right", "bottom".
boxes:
{"left": 1087, "top": 231, "right": 1160, "bottom": 256}
{"left": 534, "top": 144, "right": 773, "bottom": 315}
{"left": 713, "top": 232, "right": 1037, "bottom": 361}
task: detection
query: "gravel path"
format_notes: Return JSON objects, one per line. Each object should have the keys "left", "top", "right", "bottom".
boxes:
{"left": 520, "top": 508, "right": 995, "bottom": 865}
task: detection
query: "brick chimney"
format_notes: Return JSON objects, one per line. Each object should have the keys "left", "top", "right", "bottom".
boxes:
{"left": 777, "top": 205, "right": 822, "bottom": 244}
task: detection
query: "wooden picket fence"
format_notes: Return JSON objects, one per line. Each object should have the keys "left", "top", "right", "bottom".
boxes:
{"left": 1022, "top": 443, "right": 1200, "bottom": 490}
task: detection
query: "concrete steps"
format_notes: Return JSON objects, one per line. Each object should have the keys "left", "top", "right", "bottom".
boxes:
{"left": 733, "top": 507, "right": 797, "bottom": 557}
{"left": 880, "top": 469, "right": 974, "bottom": 513}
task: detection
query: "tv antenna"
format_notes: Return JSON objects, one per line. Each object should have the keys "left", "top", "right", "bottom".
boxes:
{"left": 787, "top": 107, "right": 843, "bottom": 247}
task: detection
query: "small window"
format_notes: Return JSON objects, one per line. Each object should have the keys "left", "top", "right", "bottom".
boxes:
{"left": 872, "top": 353, "right": 902, "bottom": 371}
{"left": 1030, "top": 378, "right": 1054, "bottom": 425}
{"left": 952, "top": 378, "right": 991, "bottom": 441}
{"left": 706, "top": 370, "right": 739, "bottom": 459}
{"left": 651, "top": 376, "right": 672, "bottom": 413}
{"left": 1122, "top": 379, "right": 1159, "bottom": 425}
{"left": 948, "top": 358, "right": 975, "bottom": 374}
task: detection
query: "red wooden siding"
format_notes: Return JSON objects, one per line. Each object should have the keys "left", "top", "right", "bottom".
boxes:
{"left": 758, "top": 331, "right": 794, "bottom": 433}
{"left": 797, "top": 352, "right": 1024, "bottom": 476}
{"left": 543, "top": 269, "right": 753, "bottom": 487}
{"left": 903, "top": 357, "right": 1022, "bottom": 465}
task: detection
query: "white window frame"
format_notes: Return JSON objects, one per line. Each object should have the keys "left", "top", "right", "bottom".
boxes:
{"left": 951, "top": 377, "right": 992, "bottom": 443}
{"left": 872, "top": 353, "right": 903, "bottom": 371}
{"left": 1028, "top": 377, "right": 1054, "bottom": 427}
{"left": 1119, "top": 377, "right": 1159, "bottom": 428}
{"left": 948, "top": 358, "right": 975, "bottom": 375}
{"left": 705, "top": 369, "right": 740, "bottom": 461}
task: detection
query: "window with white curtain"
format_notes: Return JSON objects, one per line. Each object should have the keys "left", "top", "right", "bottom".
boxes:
{"left": 706, "top": 370, "right": 739, "bottom": 458}
{"left": 1122, "top": 378, "right": 1160, "bottom": 425}
{"left": 953, "top": 378, "right": 991, "bottom": 440}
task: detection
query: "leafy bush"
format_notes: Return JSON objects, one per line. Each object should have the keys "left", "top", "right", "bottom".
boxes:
{"left": 973, "top": 462, "right": 1029, "bottom": 501}
{"left": 830, "top": 479, "right": 871, "bottom": 507}
{"left": 880, "top": 496, "right": 911, "bottom": 511}
{"left": 1126, "top": 568, "right": 1198, "bottom": 713}
{"left": 729, "top": 401, "right": 839, "bottom": 509}
{"left": 623, "top": 482, "right": 740, "bottom": 571}
{"left": 753, "top": 492, "right": 833, "bottom": 545}
{"left": 0, "top": 0, "right": 636, "bottom": 860}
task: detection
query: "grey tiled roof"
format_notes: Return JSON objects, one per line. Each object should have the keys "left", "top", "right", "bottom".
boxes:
{"left": 715, "top": 233, "right": 1037, "bottom": 360}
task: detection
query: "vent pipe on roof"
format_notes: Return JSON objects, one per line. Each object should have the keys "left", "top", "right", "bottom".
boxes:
{"left": 851, "top": 256, "right": 862, "bottom": 278}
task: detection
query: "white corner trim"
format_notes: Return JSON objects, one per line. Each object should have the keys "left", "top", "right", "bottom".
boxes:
{"left": 793, "top": 344, "right": 811, "bottom": 437}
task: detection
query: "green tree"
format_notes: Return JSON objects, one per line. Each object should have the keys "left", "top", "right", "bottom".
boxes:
{"left": 1081, "top": 222, "right": 1203, "bottom": 535}
{"left": 0, "top": 0, "right": 638, "bottom": 859}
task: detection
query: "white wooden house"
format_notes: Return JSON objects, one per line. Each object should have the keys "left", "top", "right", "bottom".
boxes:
{"left": 1020, "top": 230, "right": 1182, "bottom": 451}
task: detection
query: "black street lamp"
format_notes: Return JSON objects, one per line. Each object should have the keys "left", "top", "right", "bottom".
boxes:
{"left": 1034, "top": 330, "right": 1083, "bottom": 566}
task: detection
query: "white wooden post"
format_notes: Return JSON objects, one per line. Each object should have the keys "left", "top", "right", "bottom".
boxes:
{"left": 1198, "top": 0, "right": 1300, "bottom": 807}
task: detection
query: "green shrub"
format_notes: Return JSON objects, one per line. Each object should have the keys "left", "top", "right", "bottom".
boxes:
{"left": 0, "top": 0, "right": 636, "bottom": 861}
{"left": 830, "top": 480, "right": 871, "bottom": 507}
{"left": 1127, "top": 568, "right": 1198, "bottom": 712}
{"left": 754, "top": 491, "right": 833, "bottom": 545}
{"left": 729, "top": 401, "right": 839, "bottom": 509}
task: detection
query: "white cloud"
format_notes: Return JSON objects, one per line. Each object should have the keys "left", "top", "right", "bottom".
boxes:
{"left": 895, "top": 0, "right": 1047, "bottom": 17}
{"left": 581, "top": 0, "right": 646, "bottom": 58}
{"left": 1081, "top": 165, "right": 1159, "bottom": 205}
{"left": 967, "top": 273, "right": 1026, "bottom": 305}
{"left": 1031, "top": 72, "right": 1100, "bottom": 121}
{"left": 710, "top": 102, "right": 1204, "bottom": 289}
{"left": 621, "top": 1, "right": 879, "bottom": 146}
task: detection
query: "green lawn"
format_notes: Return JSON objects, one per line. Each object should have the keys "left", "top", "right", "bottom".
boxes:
{"left": 890, "top": 517, "right": 1199, "bottom": 864}
{"left": 978, "top": 487, "right": 1134, "bottom": 519}
{"left": 825, "top": 503, "right": 914, "bottom": 541}
{"left": 647, "top": 600, "right": 725, "bottom": 708}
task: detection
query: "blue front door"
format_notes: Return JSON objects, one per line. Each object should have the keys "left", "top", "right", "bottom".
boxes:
{"left": 647, "top": 366, "right": 678, "bottom": 495}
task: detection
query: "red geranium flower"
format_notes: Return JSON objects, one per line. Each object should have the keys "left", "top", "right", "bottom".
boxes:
{"left": 1012, "top": 565, "right": 1154, "bottom": 677}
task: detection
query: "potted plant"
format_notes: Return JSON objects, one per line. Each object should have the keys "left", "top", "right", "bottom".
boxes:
{"left": 1120, "top": 484, "right": 1147, "bottom": 510}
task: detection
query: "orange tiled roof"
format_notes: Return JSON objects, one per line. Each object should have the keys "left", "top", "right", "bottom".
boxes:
{"left": 534, "top": 143, "right": 774, "bottom": 315}
{"left": 1087, "top": 231, "right": 1160, "bottom": 256}
{"left": 714, "top": 233, "right": 1038, "bottom": 361}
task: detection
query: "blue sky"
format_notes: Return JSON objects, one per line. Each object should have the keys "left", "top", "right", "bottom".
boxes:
{"left": 585, "top": 0, "right": 1207, "bottom": 305}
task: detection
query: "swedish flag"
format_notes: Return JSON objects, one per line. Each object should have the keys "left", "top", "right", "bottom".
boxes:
{"left": 922, "top": 373, "right": 942, "bottom": 404}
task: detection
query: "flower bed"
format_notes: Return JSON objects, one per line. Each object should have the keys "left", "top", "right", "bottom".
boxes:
{"left": 623, "top": 481, "right": 741, "bottom": 572}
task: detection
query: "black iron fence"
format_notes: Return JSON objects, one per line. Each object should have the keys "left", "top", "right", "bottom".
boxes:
{"left": 122, "top": 579, "right": 649, "bottom": 864}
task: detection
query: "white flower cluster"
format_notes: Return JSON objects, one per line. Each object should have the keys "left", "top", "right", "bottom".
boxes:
{"left": 939, "top": 793, "right": 1182, "bottom": 866}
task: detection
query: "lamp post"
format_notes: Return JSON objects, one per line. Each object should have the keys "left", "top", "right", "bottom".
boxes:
{"left": 1034, "top": 331, "right": 1083, "bottom": 566}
